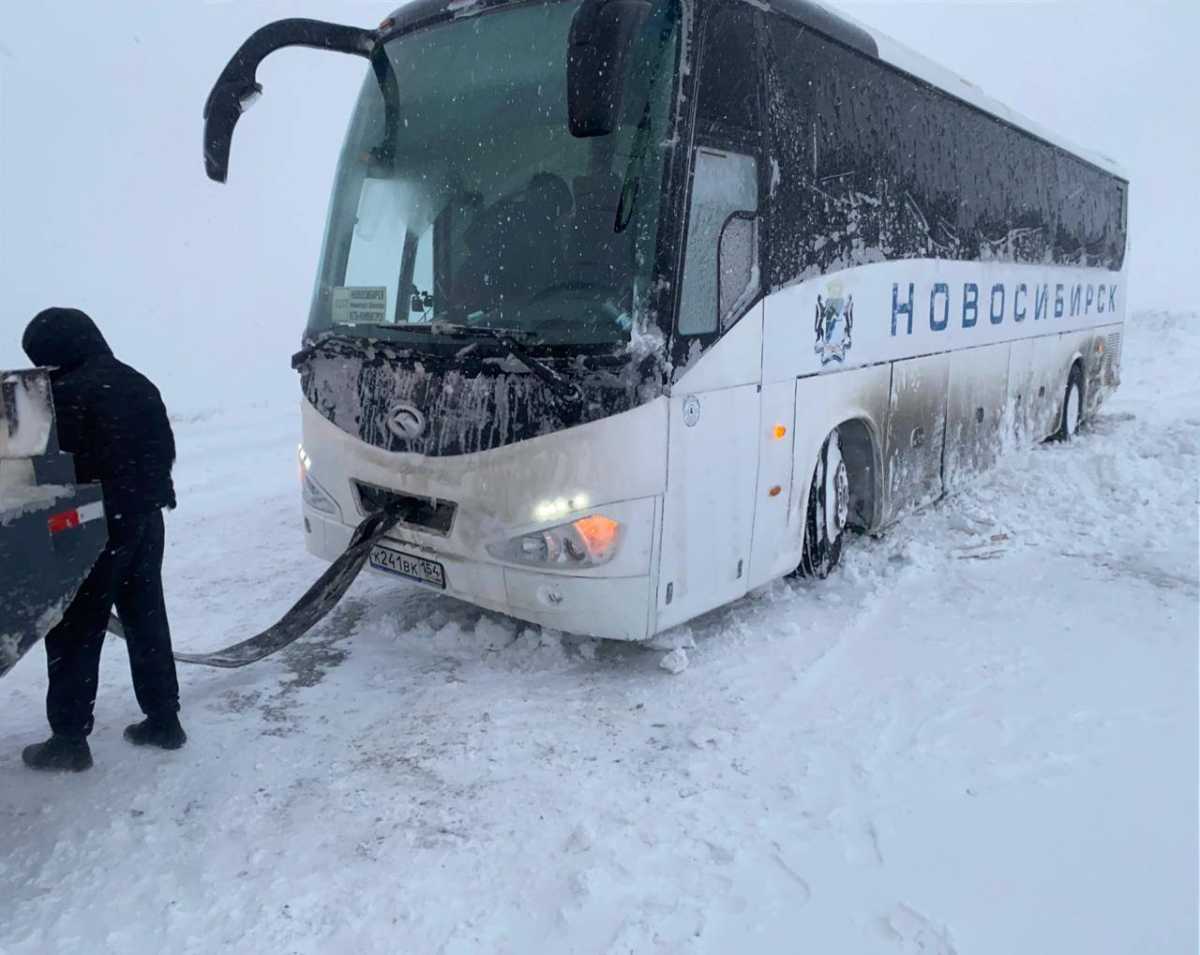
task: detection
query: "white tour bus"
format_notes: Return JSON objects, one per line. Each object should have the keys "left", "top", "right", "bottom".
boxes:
{"left": 205, "top": 0, "right": 1127, "bottom": 641}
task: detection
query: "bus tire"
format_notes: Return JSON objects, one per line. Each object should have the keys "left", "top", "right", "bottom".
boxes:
{"left": 1053, "top": 364, "right": 1085, "bottom": 442}
{"left": 798, "top": 429, "right": 849, "bottom": 579}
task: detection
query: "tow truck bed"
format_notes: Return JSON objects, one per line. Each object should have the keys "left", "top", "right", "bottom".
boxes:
{"left": 1, "top": 369, "right": 106, "bottom": 679}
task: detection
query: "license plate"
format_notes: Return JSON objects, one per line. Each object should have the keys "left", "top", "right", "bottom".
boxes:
{"left": 369, "top": 544, "right": 446, "bottom": 589}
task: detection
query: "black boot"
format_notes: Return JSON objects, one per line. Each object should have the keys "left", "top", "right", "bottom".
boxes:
{"left": 124, "top": 714, "right": 187, "bottom": 750}
{"left": 22, "top": 735, "right": 93, "bottom": 772}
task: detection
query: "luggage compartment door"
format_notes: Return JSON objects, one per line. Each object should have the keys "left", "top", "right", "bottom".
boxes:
{"left": 884, "top": 354, "right": 949, "bottom": 520}
{"left": 944, "top": 343, "right": 1011, "bottom": 489}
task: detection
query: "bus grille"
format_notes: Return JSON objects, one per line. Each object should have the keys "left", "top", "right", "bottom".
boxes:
{"left": 353, "top": 481, "right": 456, "bottom": 536}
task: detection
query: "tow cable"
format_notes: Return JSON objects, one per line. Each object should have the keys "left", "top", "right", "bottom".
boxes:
{"left": 107, "top": 505, "right": 408, "bottom": 668}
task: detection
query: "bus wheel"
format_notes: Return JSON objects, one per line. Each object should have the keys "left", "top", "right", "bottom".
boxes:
{"left": 1053, "top": 364, "right": 1084, "bottom": 441}
{"left": 799, "top": 429, "right": 849, "bottom": 579}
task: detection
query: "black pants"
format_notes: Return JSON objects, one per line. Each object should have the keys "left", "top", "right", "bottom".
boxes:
{"left": 43, "top": 509, "right": 180, "bottom": 738}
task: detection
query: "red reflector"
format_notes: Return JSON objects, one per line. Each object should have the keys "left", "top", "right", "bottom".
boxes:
{"left": 48, "top": 509, "right": 81, "bottom": 534}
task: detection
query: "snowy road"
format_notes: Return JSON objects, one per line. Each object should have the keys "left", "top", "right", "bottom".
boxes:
{"left": 2, "top": 312, "right": 1196, "bottom": 954}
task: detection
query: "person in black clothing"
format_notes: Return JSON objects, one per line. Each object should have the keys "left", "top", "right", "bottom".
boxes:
{"left": 20, "top": 308, "right": 186, "bottom": 772}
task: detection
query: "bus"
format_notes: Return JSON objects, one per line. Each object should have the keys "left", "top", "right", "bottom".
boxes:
{"left": 204, "top": 0, "right": 1128, "bottom": 642}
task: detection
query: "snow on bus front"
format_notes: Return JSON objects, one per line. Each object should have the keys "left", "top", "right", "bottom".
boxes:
{"left": 294, "top": 328, "right": 661, "bottom": 458}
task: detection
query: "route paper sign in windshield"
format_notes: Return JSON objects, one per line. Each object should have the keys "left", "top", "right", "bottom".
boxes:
{"left": 332, "top": 287, "right": 388, "bottom": 326}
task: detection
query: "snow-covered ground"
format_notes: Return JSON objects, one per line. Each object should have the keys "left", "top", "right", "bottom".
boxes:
{"left": 2, "top": 312, "right": 1196, "bottom": 954}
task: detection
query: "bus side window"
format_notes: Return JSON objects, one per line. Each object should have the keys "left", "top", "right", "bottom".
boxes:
{"left": 761, "top": 13, "right": 1126, "bottom": 285}
{"left": 719, "top": 214, "right": 758, "bottom": 331}
{"left": 695, "top": 4, "right": 760, "bottom": 135}
{"left": 673, "top": 2, "right": 763, "bottom": 342}
{"left": 677, "top": 149, "right": 759, "bottom": 336}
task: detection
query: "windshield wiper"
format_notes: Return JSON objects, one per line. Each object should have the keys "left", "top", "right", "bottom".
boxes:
{"left": 292, "top": 330, "right": 372, "bottom": 368}
{"left": 293, "top": 325, "right": 583, "bottom": 407}
{"left": 612, "top": 18, "right": 675, "bottom": 233}
{"left": 290, "top": 327, "right": 417, "bottom": 368}
{"left": 614, "top": 114, "right": 652, "bottom": 234}
{"left": 290, "top": 320, "right": 497, "bottom": 370}
{"left": 429, "top": 322, "right": 583, "bottom": 406}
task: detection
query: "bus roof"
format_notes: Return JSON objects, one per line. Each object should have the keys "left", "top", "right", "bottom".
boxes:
{"left": 382, "top": 0, "right": 1128, "bottom": 181}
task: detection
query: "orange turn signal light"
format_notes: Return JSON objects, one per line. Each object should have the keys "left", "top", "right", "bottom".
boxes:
{"left": 573, "top": 514, "right": 620, "bottom": 554}
{"left": 772, "top": 425, "right": 787, "bottom": 440}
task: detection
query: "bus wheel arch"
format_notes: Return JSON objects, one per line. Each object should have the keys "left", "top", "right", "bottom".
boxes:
{"left": 836, "top": 417, "right": 881, "bottom": 532}
{"left": 797, "top": 418, "right": 880, "bottom": 579}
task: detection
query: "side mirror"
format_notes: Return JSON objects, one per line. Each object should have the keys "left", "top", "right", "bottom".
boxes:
{"left": 567, "top": 0, "right": 651, "bottom": 138}
{"left": 203, "top": 18, "right": 379, "bottom": 183}
{"left": 718, "top": 214, "right": 759, "bottom": 331}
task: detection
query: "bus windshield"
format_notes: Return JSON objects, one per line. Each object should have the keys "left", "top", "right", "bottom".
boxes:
{"left": 308, "top": 0, "right": 681, "bottom": 348}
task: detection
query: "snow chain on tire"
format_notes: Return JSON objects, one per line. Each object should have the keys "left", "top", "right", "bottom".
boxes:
{"left": 798, "top": 429, "right": 848, "bottom": 579}
{"left": 1053, "top": 364, "right": 1085, "bottom": 442}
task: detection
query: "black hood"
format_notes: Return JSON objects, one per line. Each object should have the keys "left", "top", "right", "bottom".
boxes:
{"left": 22, "top": 308, "right": 113, "bottom": 370}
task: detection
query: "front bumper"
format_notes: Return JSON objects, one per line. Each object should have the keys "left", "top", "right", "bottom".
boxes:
{"left": 303, "top": 508, "right": 655, "bottom": 642}
{"left": 299, "top": 393, "right": 668, "bottom": 642}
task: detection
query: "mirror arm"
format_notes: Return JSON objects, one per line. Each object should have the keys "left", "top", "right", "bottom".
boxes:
{"left": 369, "top": 53, "right": 404, "bottom": 166}
{"left": 203, "top": 18, "right": 380, "bottom": 183}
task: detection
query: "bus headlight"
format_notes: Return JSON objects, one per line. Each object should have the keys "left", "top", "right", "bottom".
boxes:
{"left": 302, "top": 472, "right": 340, "bottom": 515}
{"left": 488, "top": 514, "right": 621, "bottom": 567}
{"left": 299, "top": 445, "right": 340, "bottom": 516}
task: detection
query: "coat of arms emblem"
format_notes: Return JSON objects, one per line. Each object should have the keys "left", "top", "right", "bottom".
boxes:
{"left": 814, "top": 281, "right": 854, "bottom": 365}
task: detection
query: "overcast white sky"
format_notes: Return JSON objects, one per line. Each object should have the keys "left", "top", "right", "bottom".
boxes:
{"left": 1, "top": 0, "right": 1196, "bottom": 412}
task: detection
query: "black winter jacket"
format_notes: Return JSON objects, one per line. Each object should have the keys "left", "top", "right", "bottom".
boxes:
{"left": 22, "top": 308, "right": 177, "bottom": 517}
